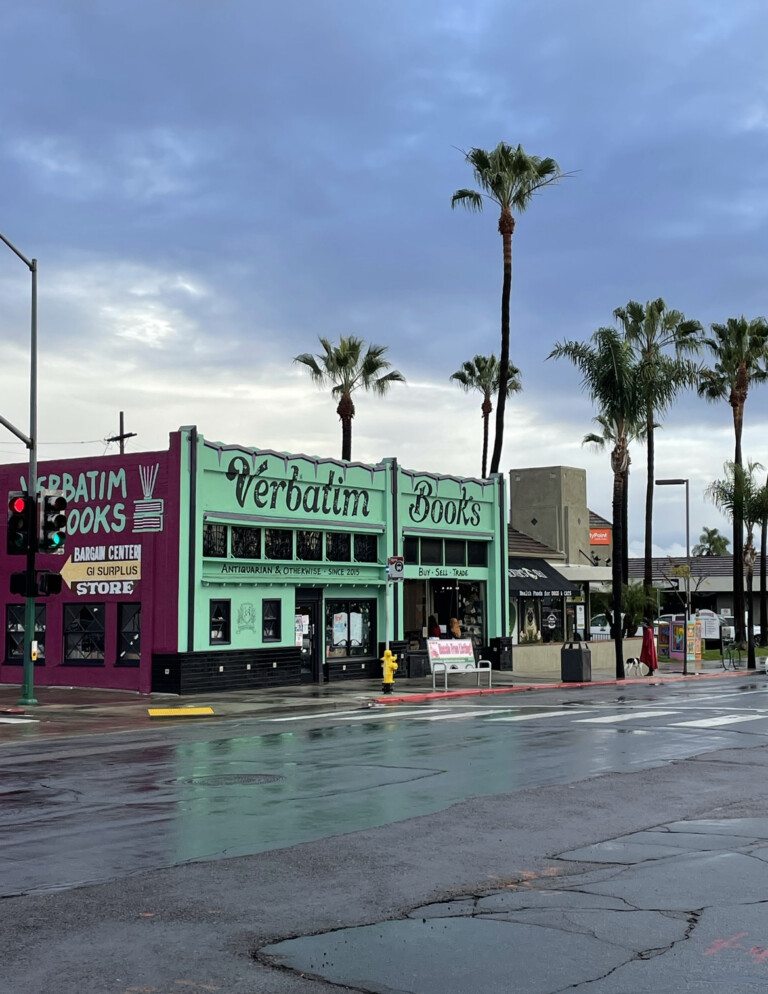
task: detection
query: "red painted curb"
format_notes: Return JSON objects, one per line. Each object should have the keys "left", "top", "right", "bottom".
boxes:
{"left": 377, "top": 668, "right": 755, "bottom": 705}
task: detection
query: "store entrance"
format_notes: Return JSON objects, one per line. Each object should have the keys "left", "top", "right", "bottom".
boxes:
{"left": 295, "top": 588, "right": 323, "bottom": 683}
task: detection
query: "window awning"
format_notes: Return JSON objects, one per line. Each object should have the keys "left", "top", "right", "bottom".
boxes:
{"left": 508, "top": 558, "right": 577, "bottom": 596}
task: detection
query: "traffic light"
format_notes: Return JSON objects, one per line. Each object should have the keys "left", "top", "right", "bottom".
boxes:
{"left": 38, "top": 490, "right": 67, "bottom": 554}
{"left": 7, "top": 492, "right": 34, "bottom": 556}
{"left": 37, "top": 570, "right": 63, "bottom": 596}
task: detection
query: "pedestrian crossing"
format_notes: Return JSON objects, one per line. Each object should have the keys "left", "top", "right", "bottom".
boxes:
{"left": 268, "top": 702, "right": 768, "bottom": 731}
{"left": 0, "top": 716, "right": 38, "bottom": 724}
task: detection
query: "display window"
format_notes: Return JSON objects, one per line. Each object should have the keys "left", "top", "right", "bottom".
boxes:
{"left": 325, "top": 600, "right": 376, "bottom": 657}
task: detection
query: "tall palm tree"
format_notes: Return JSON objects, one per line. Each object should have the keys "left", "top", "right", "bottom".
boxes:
{"left": 452, "top": 142, "right": 563, "bottom": 474}
{"left": 692, "top": 526, "right": 730, "bottom": 557}
{"left": 698, "top": 316, "right": 768, "bottom": 642}
{"left": 450, "top": 354, "right": 522, "bottom": 478}
{"left": 614, "top": 299, "right": 702, "bottom": 615}
{"left": 583, "top": 414, "right": 648, "bottom": 585}
{"left": 549, "top": 328, "right": 645, "bottom": 678}
{"left": 707, "top": 461, "right": 768, "bottom": 669}
{"left": 294, "top": 336, "right": 405, "bottom": 462}
{"left": 761, "top": 472, "right": 768, "bottom": 647}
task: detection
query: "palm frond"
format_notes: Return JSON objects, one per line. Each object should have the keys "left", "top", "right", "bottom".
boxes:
{"left": 451, "top": 189, "right": 484, "bottom": 212}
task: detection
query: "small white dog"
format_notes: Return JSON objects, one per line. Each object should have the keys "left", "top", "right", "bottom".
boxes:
{"left": 625, "top": 657, "right": 646, "bottom": 677}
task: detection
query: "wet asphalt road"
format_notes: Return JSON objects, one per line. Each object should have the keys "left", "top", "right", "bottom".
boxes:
{"left": 4, "top": 676, "right": 768, "bottom": 993}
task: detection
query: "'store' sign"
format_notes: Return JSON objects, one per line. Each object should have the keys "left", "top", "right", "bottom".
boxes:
{"left": 60, "top": 543, "right": 142, "bottom": 596}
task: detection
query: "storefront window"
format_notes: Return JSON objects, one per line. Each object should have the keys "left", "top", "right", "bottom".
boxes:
{"left": 467, "top": 542, "right": 487, "bottom": 567}
{"left": 5, "top": 605, "right": 46, "bottom": 662}
{"left": 232, "top": 527, "right": 261, "bottom": 559}
{"left": 445, "top": 539, "right": 466, "bottom": 566}
{"left": 403, "top": 536, "right": 419, "bottom": 563}
{"left": 262, "top": 600, "right": 281, "bottom": 641}
{"left": 421, "top": 538, "right": 443, "bottom": 565}
{"left": 210, "top": 600, "right": 231, "bottom": 644}
{"left": 297, "top": 530, "right": 322, "bottom": 561}
{"left": 203, "top": 523, "right": 227, "bottom": 557}
{"left": 518, "top": 598, "right": 542, "bottom": 643}
{"left": 265, "top": 529, "right": 292, "bottom": 560}
{"left": 117, "top": 604, "right": 141, "bottom": 666}
{"left": 326, "top": 532, "right": 351, "bottom": 561}
{"left": 540, "top": 596, "right": 564, "bottom": 643}
{"left": 64, "top": 604, "right": 105, "bottom": 664}
{"left": 353, "top": 534, "right": 377, "bottom": 562}
{"left": 326, "top": 600, "right": 375, "bottom": 657}
{"left": 403, "top": 579, "right": 486, "bottom": 650}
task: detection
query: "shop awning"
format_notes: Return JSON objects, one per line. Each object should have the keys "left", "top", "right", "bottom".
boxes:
{"left": 508, "top": 558, "right": 578, "bottom": 596}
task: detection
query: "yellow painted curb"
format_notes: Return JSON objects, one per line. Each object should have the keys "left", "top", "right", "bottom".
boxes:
{"left": 148, "top": 706, "right": 215, "bottom": 718}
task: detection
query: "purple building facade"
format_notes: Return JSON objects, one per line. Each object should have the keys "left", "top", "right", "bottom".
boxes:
{"left": 0, "top": 434, "right": 181, "bottom": 694}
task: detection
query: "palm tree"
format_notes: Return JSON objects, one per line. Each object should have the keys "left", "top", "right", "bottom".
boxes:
{"left": 761, "top": 472, "right": 768, "bottom": 647}
{"left": 692, "top": 526, "right": 730, "bottom": 557}
{"left": 451, "top": 143, "right": 563, "bottom": 474}
{"left": 707, "top": 461, "right": 768, "bottom": 669}
{"left": 698, "top": 316, "right": 768, "bottom": 642}
{"left": 450, "top": 354, "right": 522, "bottom": 478}
{"left": 614, "top": 299, "right": 702, "bottom": 616}
{"left": 294, "top": 336, "right": 405, "bottom": 462}
{"left": 583, "top": 414, "right": 648, "bottom": 584}
{"left": 549, "top": 328, "right": 645, "bottom": 678}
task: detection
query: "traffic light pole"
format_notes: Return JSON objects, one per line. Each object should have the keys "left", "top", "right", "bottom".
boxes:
{"left": 0, "top": 233, "right": 38, "bottom": 705}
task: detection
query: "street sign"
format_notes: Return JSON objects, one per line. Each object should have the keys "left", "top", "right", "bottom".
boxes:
{"left": 387, "top": 556, "right": 404, "bottom": 582}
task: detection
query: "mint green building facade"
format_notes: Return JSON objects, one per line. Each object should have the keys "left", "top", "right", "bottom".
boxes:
{"left": 154, "top": 427, "right": 508, "bottom": 693}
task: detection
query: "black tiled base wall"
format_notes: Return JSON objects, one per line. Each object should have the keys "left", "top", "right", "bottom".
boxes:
{"left": 326, "top": 658, "right": 379, "bottom": 682}
{"left": 152, "top": 646, "right": 301, "bottom": 695}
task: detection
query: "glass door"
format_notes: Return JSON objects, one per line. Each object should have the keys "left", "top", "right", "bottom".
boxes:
{"left": 295, "top": 592, "right": 322, "bottom": 683}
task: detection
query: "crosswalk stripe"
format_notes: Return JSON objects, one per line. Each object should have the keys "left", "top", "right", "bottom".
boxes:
{"left": 0, "top": 716, "right": 38, "bottom": 724}
{"left": 488, "top": 710, "right": 576, "bottom": 722}
{"left": 670, "top": 714, "right": 767, "bottom": 728}
{"left": 576, "top": 710, "right": 680, "bottom": 724}
{"left": 421, "top": 709, "right": 506, "bottom": 721}
{"left": 342, "top": 708, "right": 450, "bottom": 721}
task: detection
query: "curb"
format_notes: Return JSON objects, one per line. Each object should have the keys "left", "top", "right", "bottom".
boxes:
{"left": 376, "top": 667, "right": 754, "bottom": 705}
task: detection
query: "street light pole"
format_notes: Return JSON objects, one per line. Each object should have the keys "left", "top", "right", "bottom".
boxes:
{"left": 656, "top": 478, "right": 690, "bottom": 677}
{"left": 0, "top": 231, "right": 38, "bottom": 705}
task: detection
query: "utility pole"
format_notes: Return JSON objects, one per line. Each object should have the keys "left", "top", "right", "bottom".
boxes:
{"left": 0, "top": 231, "right": 38, "bottom": 705}
{"left": 106, "top": 411, "right": 137, "bottom": 455}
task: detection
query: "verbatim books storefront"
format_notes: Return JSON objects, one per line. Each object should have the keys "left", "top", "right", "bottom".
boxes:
{"left": 0, "top": 427, "right": 508, "bottom": 695}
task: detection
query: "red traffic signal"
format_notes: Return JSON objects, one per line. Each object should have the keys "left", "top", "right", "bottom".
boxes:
{"left": 7, "top": 491, "right": 34, "bottom": 556}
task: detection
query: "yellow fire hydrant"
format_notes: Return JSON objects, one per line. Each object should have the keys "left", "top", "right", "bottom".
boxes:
{"left": 381, "top": 649, "right": 398, "bottom": 694}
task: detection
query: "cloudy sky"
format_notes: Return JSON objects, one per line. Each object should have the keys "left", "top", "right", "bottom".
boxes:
{"left": 1, "top": 0, "right": 767, "bottom": 557}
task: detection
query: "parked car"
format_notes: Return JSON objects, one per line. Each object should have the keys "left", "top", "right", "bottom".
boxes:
{"left": 590, "top": 614, "right": 643, "bottom": 638}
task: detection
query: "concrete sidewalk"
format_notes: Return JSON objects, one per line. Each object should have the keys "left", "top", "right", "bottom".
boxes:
{"left": 0, "top": 655, "right": 759, "bottom": 740}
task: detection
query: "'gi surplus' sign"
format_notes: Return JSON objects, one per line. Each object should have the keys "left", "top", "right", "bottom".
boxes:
{"left": 60, "top": 543, "right": 142, "bottom": 596}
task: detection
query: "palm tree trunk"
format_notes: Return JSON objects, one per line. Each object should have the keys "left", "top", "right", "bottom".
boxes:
{"left": 337, "top": 393, "right": 355, "bottom": 462}
{"left": 643, "top": 414, "right": 655, "bottom": 620}
{"left": 490, "top": 211, "right": 514, "bottom": 475}
{"left": 612, "top": 466, "right": 626, "bottom": 679}
{"left": 481, "top": 397, "right": 492, "bottom": 479}
{"left": 747, "top": 564, "right": 756, "bottom": 669}
{"left": 622, "top": 467, "right": 629, "bottom": 586}
{"left": 732, "top": 401, "right": 746, "bottom": 643}
{"left": 761, "top": 491, "right": 767, "bottom": 647}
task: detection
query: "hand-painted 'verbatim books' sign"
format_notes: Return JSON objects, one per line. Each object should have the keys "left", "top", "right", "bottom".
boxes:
{"left": 201, "top": 441, "right": 389, "bottom": 524}
{"left": 399, "top": 470, "right": 498, "bottom": 535}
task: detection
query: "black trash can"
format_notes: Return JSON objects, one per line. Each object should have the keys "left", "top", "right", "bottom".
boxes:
{"left": 561, "top": 641, "right": 591, "bottom": 682}
{"left": 492, "top": 636, "right": 513, "bottom": 671}
{"left": 408, "top": 651, "right": 429, "bottom": 679}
